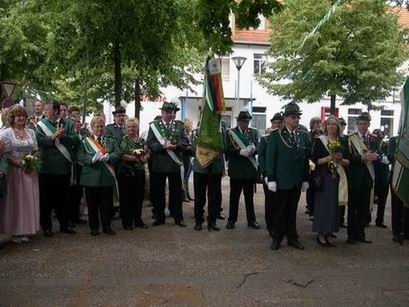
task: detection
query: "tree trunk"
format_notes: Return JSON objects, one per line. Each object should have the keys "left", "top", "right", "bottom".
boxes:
{"left": 134, "top": 78, "right": 141, "bottom": 120}
{"left": 330, "top": 94, "right": 336, "bottom": 116}
{"left": 113, "top": 41, "right": 122, "bottom": 108}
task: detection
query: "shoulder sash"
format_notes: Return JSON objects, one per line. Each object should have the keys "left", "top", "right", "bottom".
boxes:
{"left": 228, "top": 129, "right": 258, "bottom": 170}
{"left": 150, "top": 122, "right": 183, "bottom": 166}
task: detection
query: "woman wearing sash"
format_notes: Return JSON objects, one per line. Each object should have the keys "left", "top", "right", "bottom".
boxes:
{"left": 311, "top": 116, "right": 349, "bottom": 247}
{"left": 118, "top": 118, "right": 148, "bottom": 230}
{"left": 0, "top": 105, "right": 40, "bottom": 243}
{"left": 77, "top": 116, "right": 120, "bottom": 236}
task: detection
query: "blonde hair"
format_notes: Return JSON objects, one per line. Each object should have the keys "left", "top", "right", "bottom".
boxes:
{"left": 125, "top": 118, "right": 139, "bottom": 127}
{"left": 1, "top": 108, "right": 10, "bottom": 127}
{"left": 184, "top": 118, "right": 193, "bottom": 131}
{"left": 90, "top": 116, "right": 105, "bottom": 128}
{"left": 322, "top": 116, "right": 341, "bottom": 137}
{"left": 8, "top": 105, "right": 28, "bottom": 127}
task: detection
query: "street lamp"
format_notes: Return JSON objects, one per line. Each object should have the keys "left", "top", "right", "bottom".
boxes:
{"left": 232, "top": 56, "right": 247, "bottom": 104}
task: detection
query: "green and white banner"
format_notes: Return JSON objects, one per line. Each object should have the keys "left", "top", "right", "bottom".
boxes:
{"left": 392, "top": 77, "right": 409, "bottom": 204}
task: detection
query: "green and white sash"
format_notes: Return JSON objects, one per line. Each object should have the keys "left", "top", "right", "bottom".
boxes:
{"left": 228, "top": 129, "right": 258, "bottom": 170}
{"left": 319, "top": 135, "right": 348, "bottom": 206}
{"left": 349, "top": 133, "right": 375, "bottom": 209}
{"left": 150, "top": 121, "right": 183, "bottom": 166}
{"left": 82, "top": 137, "right": 120, "bottom": 202}
{"left": 37, "top": 119, "right": 75, "bottom": 185}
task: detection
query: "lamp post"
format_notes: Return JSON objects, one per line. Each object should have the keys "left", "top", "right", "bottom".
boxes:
{"left": 232, "top": 56, "right": 247, "bottom": 105}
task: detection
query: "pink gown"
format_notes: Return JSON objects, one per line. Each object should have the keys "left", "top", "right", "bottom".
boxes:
{"left": 0, "top": 127, "right": 40, "bottom": 236}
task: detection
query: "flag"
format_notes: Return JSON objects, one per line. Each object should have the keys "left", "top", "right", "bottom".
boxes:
{"left": 392, "top": 77, "right": 409, "bottom": 204}
{"left": 196, "top": 57, "right": 225, "bottom": 168}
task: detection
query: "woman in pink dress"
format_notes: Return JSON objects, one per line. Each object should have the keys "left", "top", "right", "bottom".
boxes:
{"left": 0, "top": 105, "right": 40, "bottom": 243}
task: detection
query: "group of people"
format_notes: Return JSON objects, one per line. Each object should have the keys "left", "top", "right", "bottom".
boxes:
{"left": 0, "top": 100, "right": 407, "bottom": 251}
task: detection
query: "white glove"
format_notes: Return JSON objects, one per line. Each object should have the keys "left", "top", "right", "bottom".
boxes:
{"left": 246, "top": 145, "right": 256, "bottom": 155}
{"left": 240, "top": 149, "right": 250, "bottom": 157}
{"left": 301, "top": 181, "right": 309, "bottom": 192}
{"left": 268, "top": 181, "right": 277, "bottom": 192}
{"left": 92, "top": 152, "right": 101, "bottom": 164}
{"left": 381, "top": 155, "right": 390, "bottom": 165}
{"left": 99, "top": 153, "right": 110, "bottom": 162}
{"left": 264, "top": 177, "right": 268, "bottom": 185}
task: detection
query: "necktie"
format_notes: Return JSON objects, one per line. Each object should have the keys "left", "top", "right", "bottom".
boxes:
{"left": 166, "top": 123, "right": 170, "bottom": 130}
{"left": 97, "top": 137, "right": 102, "bottom": 145}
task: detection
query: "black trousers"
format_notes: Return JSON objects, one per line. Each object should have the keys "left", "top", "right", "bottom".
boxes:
{"left": 193, "top": 172, "right": 222, "bottom": 225}
{"left": 68, "top": 184, "right": 83, "bottom": 222}
{"left": 84, "top": 186, "right": 113, "bottom": 230}
{"left": 273, "top": 188, "right": 301, "bottom": 242}
{"left": 348, "top": 188, "right": 370, "bottom": 240}
{"left": 228, "top": 178, "right": 256, "bottom": 223}
{"left": 262, "top": 182, "right": 275, "bottom": 233}
{"left": 39, "top": 174, "right": 70, "bottom": 231}
{"left": 339, "top": 206, "right": 346, "bottom": 225}
{"left": 118, "top": 173, "right": 145, "bottom": 227}
{"left": 151, "top": 171, "right": 183, "bottom": 222}
{"left": 374, "top": 185, "right": 389, "bottom": 224}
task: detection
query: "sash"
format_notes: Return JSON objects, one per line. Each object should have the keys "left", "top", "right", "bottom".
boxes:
{"left": 83, "top": 137, "right": 120, "bottom": 202}
{"left": 150, "top": 122, "right": 183, "bottom": 166}
{"left": 37, "top": 119, "right": 75, "bottom": 185}
{"left": 228, "top": 129, "right": 258, "bottom": 171}
{"left": 349, "top": 133, "right": 375, "bottom": 209}
{"left": 319, "top": 135, "right": 348, "bottom": 206}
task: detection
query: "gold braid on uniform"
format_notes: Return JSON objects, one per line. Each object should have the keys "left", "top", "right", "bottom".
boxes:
{"left": 229, "top": 131, "right": 241, "bottom": 150}
{"left": 278, "top": 129, "right": 294, "bottom": 149}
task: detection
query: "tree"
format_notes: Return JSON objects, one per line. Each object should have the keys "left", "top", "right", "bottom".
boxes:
{"left": 258, "top": 0, "right": 408, "bottom": 114}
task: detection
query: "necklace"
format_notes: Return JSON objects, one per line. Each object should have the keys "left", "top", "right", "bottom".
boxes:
{"left": 13, "top": 127, "right": 27, "bottom": 140}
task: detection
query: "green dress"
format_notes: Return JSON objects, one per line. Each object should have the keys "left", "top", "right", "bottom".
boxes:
{"left": 118, "top": 136, "right": 146, "bottom": 178}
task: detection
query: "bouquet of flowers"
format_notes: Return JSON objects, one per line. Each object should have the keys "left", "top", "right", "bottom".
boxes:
{"left": 132, "top": 148, "right": 145, "bottom": 157}
{"left": 20, "top": 154, "right": 41, "bottom": 174}
{"left": 328, "top": 141, "right": 342, "bottom": 177}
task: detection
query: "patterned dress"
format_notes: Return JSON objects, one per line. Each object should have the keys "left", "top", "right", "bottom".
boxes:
{"left": 0, "top": 127, "right": 40, "bottom": 235}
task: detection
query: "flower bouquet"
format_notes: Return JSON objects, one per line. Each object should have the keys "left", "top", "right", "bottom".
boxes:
{"left": 20, "top": 154, "right": 41, "bottom": 174}
{"left": 132, "top": 148, "right": 145, "bottom": 157}
{"left": 328, "top": 141, "right": 342, "bottom": 177}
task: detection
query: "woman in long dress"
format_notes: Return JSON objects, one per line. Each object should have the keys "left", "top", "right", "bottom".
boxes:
{"left": 311, "top": 116, "right": 349, "bottom": 247}
{"left": 0, "top": 105, "right": 40, "bottom": 243}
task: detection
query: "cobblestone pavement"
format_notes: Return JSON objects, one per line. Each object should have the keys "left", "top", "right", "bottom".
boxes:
{"left": 1, "top": 178, "right": 409, "bottom": 306}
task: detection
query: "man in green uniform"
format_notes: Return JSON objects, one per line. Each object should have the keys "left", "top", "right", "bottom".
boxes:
{"left": 226, "top": 110, "right": 260, "bottom": 230}
{"left": 347, "top": 112, "right": 379, "bottom": 244}
{"left": 147, "top": 102, "right": 189, "bottom": 227}
{"left": 105, "top": 107, "right": 126, "bottom": 145}
{"left": 36, "top": 101, "right": 79, "bottom": 236}
{"left": 27, "top": 100, "right": 45, "bottom": 130}
{"left": 266, "top": 103, "right": 310, "bottom": 250}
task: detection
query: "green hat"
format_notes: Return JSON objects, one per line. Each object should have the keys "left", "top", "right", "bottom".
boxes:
{"left": 271, "top": 112, "right": 283, "bottom": 122}
{"left": 356, "top": 112, "right": 371, "bottom": 122}
{"left": 112, "top": 106, "right": 126, "bottom": 115}
{"left": 283, "top": 103, "right": 302, "bottom": 117}
{"left": 236, "top": 110, "right": 252, "bottom": 121}
{"left": 169, "top": 102, "right": 180, "bottom": 111}
{"left": 159, "top": 102, "right": 174, "bottom": 111}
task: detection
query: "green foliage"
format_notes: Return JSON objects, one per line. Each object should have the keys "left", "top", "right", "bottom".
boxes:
{"left": 259, "top": 0, "right": 408, "bottom": 105}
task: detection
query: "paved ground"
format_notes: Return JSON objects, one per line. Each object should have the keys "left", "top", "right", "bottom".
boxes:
{"left": 1, "top": 178, "right": 409, "bottom": 306}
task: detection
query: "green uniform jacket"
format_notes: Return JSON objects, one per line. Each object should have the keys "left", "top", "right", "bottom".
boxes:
{"left": 266, "top": 127, "right": 310, "bottom": 189}
{"left": 374, "top": 141, "right": 390, "bottom": 189}
{"left": 258, "top": 132, "right": 273, "bottom": 178}
{"left": 105, "top": 123, "right": 125, "bottom": 145}
{"left": 146, "top": 120, "right": 189, "bottom": 173}
{"left": 36, "top": 118, "right": 79, "bottom": 175}
{"left": 387, "top": 136, "right": 398, "bottom": 184}
{"left": 0, "top": 154, "right": 9, "bottom": 197}
{"left": 226, "top": 127, "right": 259, "bottom": 180}
{"left": 346, "top": 132, "right": 374, "bottom": 190}
{"left": 77, "top": 135, "right": 121, "bottom": 187}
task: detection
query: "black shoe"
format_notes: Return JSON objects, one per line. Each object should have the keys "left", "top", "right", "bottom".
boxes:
{"left": 103, "top": 228, "right": 116, "bottom": 235}
{"left": 359, "top": 238, "right": 372, "bottom": 244}
{"left": 392, "top": 234, "right": 403, "bottom": 244}
{"left": 194, "top": 223, "right": 202, "bottom": 231}
{"left": 151, "top": 220, "right": 165, "bottom": 227}
{"left": 324, "top": 236, "right": 336, "bottom": 247}
{"left": 376, "top": 223, "right": 388, "bottom": 229}
{"left": 346, "top": 238, "right": 356, "bottom": 244}
{"left": 403, "top": 234, "right": 409, "bottom": 240}
{"left": 182, "top": 198, "right": 190, "bottom": 203}
{"left": 271, "top": 239, "right": 281, "bottom": 250}
{"left": 90, "top": 229, "right": 100, "bottom": 236}
{"left": 216, "top": 214, "right": 225, "bottom": 220}
{"left": 60, "top": 227, "right": 77, "bottom": 234}
{"left": 247, "top": 221, "right": 261, "bottom": 229}
{"left": 123, "top": 226, "right": 133, "bottom": 231}
{"left": 175, "top": 220, "right": 187, "bottom": 228}
{"left": 135, "top": 222, "right": 149, "bottom": 229}
{"left": 329, "top": 233, "right": 337, "bottom": 238}
{"left": 43, "top": 229, "right": 54, "bottom": 237}
{"left": 226, "top": 221, "right": 235, "bottom": 229}
{"left": 288, "top": 239, "right": 304, "bottom": 250}
{"left": 74, "top": 218, "right": 87, "bottom": 225}
{"left": 207, "top": 224, "right": 220, "bottom": 232}
{"left": 317, "top": 236, "right": 328, "bottom": 247}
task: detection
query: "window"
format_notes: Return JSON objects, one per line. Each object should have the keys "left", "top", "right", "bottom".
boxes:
{"left": 221, "top": 57, "right": 230, "bottom": 80}
{"left": 381, "top": 109, "right": 394, "bottom": 137}
{"left": 347, "top": 108, "right": 362, "bottom": 134}
{"left": 252, "top": 113, "right": 267, "bottom": 133}
{"left": 254, "top": 54, "right": 267, "bottom": 74}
